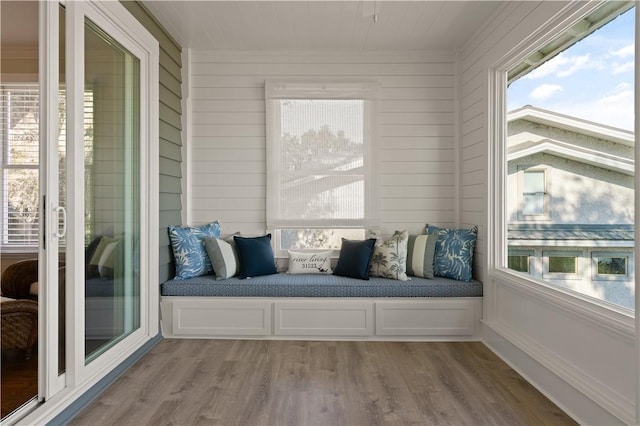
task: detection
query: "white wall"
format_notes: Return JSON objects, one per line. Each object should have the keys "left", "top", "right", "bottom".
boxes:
{"left": 461, "top": 2, "right": 635, "bottom": 424}
{"left": 188, "top": 51, "right": 458, "bottom": 239}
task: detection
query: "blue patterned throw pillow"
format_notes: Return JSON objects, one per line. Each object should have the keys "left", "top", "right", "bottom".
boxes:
{"left": 169, "top": 221, "right": 221, "bottom": 279}
{"left": 427, "top": 224, "right": 478, "bottom": 282}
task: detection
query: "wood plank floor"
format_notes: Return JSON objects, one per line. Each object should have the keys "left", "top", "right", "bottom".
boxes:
{"left": 1, "top": 350, "right": 38, "bottom": 418}
{"left": 71, "top": 340, "right": 577, "bottom": 426}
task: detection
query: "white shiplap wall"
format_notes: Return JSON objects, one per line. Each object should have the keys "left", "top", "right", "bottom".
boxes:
{"left": 460, "top": 2, "right": 635, "bottom": 425}
{"left": 188, "top": 51, "right": 457, "bottom": 238}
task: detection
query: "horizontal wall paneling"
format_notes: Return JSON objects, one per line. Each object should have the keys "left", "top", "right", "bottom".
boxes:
{"left": 189, "top": 51, "right": 458, "bottom": 236}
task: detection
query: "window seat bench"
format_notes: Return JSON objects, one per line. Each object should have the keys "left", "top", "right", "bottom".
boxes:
{"left": 160, "top": 274, "right": 483, "bottom": 341}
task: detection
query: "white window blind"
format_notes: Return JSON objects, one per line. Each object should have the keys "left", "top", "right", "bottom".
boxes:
{"left": 1, "top": 84, "right": 40, "bottom": 246}
{"left": 266, "top": 80, "right": 379, "bottom": 233}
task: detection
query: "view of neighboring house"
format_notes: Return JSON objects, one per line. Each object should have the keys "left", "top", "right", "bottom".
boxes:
{"left": 507, "top": 105, "right": 635, "bottom": 309}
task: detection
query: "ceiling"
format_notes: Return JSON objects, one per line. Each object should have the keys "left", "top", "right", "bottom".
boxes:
{"left": 143, "top": 1, "right": 506, "bottom": 52}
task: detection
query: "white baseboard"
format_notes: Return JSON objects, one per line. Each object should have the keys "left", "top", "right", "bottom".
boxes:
{"left": 482, "top": 322, "right": 628, "bottom": 426}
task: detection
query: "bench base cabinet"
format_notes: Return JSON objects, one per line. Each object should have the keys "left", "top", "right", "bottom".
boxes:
{"left": 161, "top": 297, "right": 482, "bottom": 341}
{"left": 275, "top": 301, "right": 374, "bottom": 336}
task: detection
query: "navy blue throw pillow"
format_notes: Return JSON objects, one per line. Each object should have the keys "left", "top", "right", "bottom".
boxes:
{"left": 333, "top": 238, "right": 377, "bottom": 280}
{"left": 233, "top": 234, "right": 278, "bottom": 279}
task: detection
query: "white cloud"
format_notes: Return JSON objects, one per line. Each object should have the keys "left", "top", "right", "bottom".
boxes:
{"left": 610, "top": 44, "right": 634, "bottom": 58}
{"left": 546, "top": 87, "right": 633, "bottom": 131}
{"left": 525, "top": 55, "right": 568, "bottom": 80}
{"left": 525, "top": 53, "right": 593, "bottom": 80}
{"left": 556, "top": 54, "right": 590, "bottom": 77}
{"left": 615, "top": 82, "right": 632, "bottom": 91}
{"left": 612, "top": 61, "right": 634, "bottom": 75}
{"left": 529, "top": 84, "right": 563, "bottom": 100}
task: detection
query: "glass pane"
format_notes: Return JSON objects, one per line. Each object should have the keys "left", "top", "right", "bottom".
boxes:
{"left": 4, "top": 169, "right": 39, "bottom": 244}
{"left": 58, "top": 3, "right": 66, "bottom": 376}
{"left": 279, "top": 228, "right": 365, "bottom": 251}
{"left": 1, "top": 85, "right": 40, "bottom": 246}
{"left": 508, "top": 255, "right": 529, "bottom": 272}
{"left": 507, "top": 6, "right": 635, "bottom": 311}
{"left": 548, "top": 256, "right": 576, "bottom": 274}
{"left": 5, "top": 88, "right": 39, "bottom": 165}
{"left": 84, "top": 18, "right": 140, "bottom": 362}
{"left": 1, "top": 1, "right": 40, "bottom": 418}
{"left": 522, "top": 194, "right": 544, "bottom": 215}
{"left": 597, "top": 257, "right": 626, "bottom": 275}
{"left": 523, "top": 171, "right": 544, "bottom": 193}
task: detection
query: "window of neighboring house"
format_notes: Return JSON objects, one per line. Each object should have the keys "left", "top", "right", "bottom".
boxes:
{"left": 265, "top": 81, "right": 378, "bottom": 256}
{"left": 543, "top": 251, "right": 580, "bottom": 279}
{"left": 592, "top": 251, "right": 631, "bottom": 280}
{"left": 521, "top": 168, "right": 547, "bottom": 217}
{"left": 500, "top": 2, "right": 635, "bottom": 312}
{"left": 508, "top": 252, "right": 530, "bottom": 273}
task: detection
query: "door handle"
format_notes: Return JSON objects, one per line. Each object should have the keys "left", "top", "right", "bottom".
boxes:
{"left": 54, "top": 206, "right": 66, "bottom": 238}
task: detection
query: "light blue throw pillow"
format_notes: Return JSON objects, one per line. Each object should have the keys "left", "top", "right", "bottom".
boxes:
{"left": 169, "top": 221, "right": 221, "bottom": 279}
{"left": 427, "top": 224, "right": 478, "bottom": 282}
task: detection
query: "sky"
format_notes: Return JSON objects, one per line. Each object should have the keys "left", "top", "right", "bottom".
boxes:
{"left": 507, "top": 8, "right": 635, "bottom": 131}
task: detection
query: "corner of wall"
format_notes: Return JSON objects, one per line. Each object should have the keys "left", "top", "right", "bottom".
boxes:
{"left": 454, "top": 48, "right": 462, "bottom": 228}
{"left": 180, "top": 47, "right": 191, "bottom": 226}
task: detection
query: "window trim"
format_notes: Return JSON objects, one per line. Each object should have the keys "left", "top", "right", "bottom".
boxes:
{"left": 265, "top": 80, "right": 380, "bottom": 256}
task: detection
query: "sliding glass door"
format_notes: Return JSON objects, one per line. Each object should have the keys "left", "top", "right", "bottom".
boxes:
{"left": 1, "top": 1, "right": 159, "bottom": 421}
{"left": 62, "top": 0, "right": 158, "bottom": 390}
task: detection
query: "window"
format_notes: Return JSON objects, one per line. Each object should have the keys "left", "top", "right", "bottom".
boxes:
{"left": 1, "top": 84, "right": 40, "bottom": 247}
{"left": 598, "top": 257, "right": 626, "bottom": 275}
{"left": 522, "top": 169, "right": 546, "bottom": 216}
{"left": 548, "top": 255, "right": 577, "bottom": 274}
{"left": 508, "top": 254, "right": 530, "bottom": 273}
{"left": 265, "top": 81, "right": 378, "bottom": 255}
{"left": 592, "top": 251, "right": 631, "bottom": 280}
{"left": 1, "top": 84, "right": 93, "bottom": 249}
{"left": 543, "top": 251, "right": 580, "bottom": 279}
{"left": 499, "top": 3, "right": 635, "bottom": 311}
